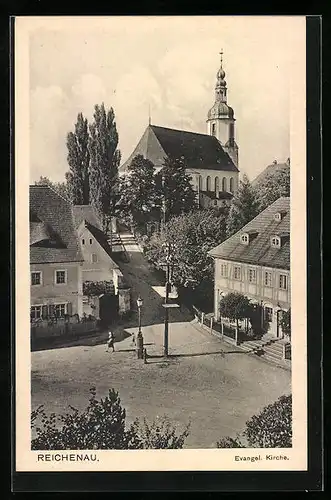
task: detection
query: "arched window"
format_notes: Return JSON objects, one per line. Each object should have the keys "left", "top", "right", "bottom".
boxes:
{"left": 198, "top": 175, "right": 202, "bottom": 191}
{"left": 211, "top": 123, "right": 216, "bottom": 136}
{"left": 222, "top": 177, "right": 227, "bottom": 192}
{"left": 206, "top": 176, "right": 211, "bottom": 191}
{"left": 214, "top": 176, "right": 219, "bottom": 193}
{"left": 229, "top": 177, "right": 234, "bottom": 193}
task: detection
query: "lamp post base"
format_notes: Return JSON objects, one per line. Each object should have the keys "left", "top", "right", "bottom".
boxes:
{"left": 136, "top": 333, "right": 144, "bottom": 359}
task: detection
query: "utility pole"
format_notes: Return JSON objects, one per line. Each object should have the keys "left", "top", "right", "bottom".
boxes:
{"left": 163, "top": 242, "right": 171, "bottom": 357}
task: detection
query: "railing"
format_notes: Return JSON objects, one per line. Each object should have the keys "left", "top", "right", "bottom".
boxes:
{"left": 193, "top": 305, "right": 241, "bottom": 345}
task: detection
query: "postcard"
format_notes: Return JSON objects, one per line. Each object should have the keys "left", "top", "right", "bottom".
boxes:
{"left": 14, "top": 15, "right": 308, "bottom": 474}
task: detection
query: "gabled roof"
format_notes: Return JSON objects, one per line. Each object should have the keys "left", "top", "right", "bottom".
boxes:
{"left": 84, "top": 222, "right": 114, "bottom": 260}
{"left": 120, "top": 124, "right": 238, "bottom": 173}
{"left": 30, "top": 186, "right": 83, "bottom": 264}
{"left": 73, "top": 205, "right": 102, "bottom": 230}
{"left": 209, "top": 197, "right": 290, "bottom": 270}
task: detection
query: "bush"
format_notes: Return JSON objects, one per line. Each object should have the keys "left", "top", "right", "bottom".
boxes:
{"left": 219, "top": 292, "right": 251, "bottom": 325}
{"left": 131, "top": 416, "right": 191, "bottom": 449}
{"left": 31, "top": 387, "right": 190, "bottom": 450}
{"left": 280, "top": 309, "right": 291, "bottom": 339}
{"left": 217, "top": 394, "right": 292, "bottom": 449}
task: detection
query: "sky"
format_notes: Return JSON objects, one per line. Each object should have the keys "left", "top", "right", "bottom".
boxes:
{"left": 28, "top": 16, "right": 300, "bottom": 184}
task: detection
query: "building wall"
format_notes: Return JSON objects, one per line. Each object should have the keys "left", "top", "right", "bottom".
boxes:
{"left": 213, "top": 258, "right": 290, "bottom": 337}
{"left": 77, "top": 225, "right": 119, "bottom": 283}
{"left": 207, "top": 118, "right": 234, "bottom": 146}
{"left": 30, "top": 261, "right": 83, "bottom": 317}
{"left": 189, "top": 169, "right": 239, "bottom": 196}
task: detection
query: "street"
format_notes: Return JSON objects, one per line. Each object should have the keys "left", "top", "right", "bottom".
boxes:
{"left": 31, "top": 231, "right": 291, "bottom": 448}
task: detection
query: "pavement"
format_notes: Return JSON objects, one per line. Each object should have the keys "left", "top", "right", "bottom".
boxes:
{"left": 31, "top": 231, "right": 291, "bottom": 448}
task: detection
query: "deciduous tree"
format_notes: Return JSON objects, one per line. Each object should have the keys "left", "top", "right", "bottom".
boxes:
{"left": 217, "top": 394, "right": 292, "bottom": 448}
{"left": 158, "top": 156, "right": 197, "bottom": 221}
{"left": 88, "top": 103, "right": 121, "bottom": 231}
{"left": 219, "top": 292, "right": 251, "bottom": 328}
{"left": 66, "top": 112, "right": 90, "bottom": 205}
{"left": 254, "top": 163, "right": 290, "bottom": 211}
{"left": 226, "top": 173, "right": 260, "bottom": 236}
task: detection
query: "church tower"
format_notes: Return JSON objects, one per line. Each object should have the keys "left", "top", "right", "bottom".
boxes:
{"left": 207, "top": 51, "right": 238, "bottom": 167}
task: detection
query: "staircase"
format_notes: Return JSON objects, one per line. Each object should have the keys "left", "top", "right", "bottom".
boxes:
{"left": 239, "top": 336, "right": 291, "bottom": 368}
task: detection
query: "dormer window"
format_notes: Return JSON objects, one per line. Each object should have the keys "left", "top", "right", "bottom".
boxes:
{"left": 270, "top": 235, "right": 281, "bottom": 248}
{"left": 274, "top": 211, "right": 286, "bottom": 221}
{"left": 241, "top": 233, "right": 249, "bottom": 245}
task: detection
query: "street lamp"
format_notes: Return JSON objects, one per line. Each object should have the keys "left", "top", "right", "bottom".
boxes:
{"left": 136, "top": 296, "right": 144, "bottom": 359}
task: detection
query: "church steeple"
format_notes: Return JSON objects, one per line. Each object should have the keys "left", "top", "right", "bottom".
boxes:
{"left": 215, "top": 49, "right": 227, "bottom": 104}
{"left": 207, "top": 51, "right": 238, "bottom": 167}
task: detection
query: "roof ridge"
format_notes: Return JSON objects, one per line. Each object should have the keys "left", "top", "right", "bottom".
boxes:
{"left": 150, "top": 124, "right": 213, "bottom": 138}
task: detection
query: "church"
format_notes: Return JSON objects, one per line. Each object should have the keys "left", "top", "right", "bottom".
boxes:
{"left": 119, "top": 52, "right": 240, "bottom": 209}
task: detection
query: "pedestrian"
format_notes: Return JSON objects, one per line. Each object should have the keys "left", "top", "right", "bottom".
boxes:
{"left": 106, "top": 331, "right": 115, "bottom": 352}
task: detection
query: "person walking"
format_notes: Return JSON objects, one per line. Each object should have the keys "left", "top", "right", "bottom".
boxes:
{"left": 106, "top": 331, "right": 115, "bottom": 352}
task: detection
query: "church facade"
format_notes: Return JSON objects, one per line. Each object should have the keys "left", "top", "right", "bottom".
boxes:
{"left": 119, "top": 53, "right": 240, "bottom": 207}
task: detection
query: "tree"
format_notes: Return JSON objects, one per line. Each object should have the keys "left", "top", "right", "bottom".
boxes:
{"left": 31, "top": 387, "right": 190, "bottom": 450}
{"left": 158, "top": 156, "right": 197, "bottom": 221}
{"left": 66, "top": 112, "right": 90, "bottom": 205}
{"left": 226, "top": 173, "right": 260, "bottom": 236}
{"left": 219, "top": 292, "right": 251, "bottom": 328}
{"left": 34, "top": 176, "right": 71, "bottom": 201}
{"left": 88, "top": 103, "right": 121, "bottom": 231}
{"left": 118, "top": 155, "right": 161, "bottom": 229}
{"left": 145, "top": 208, "right": 227, "bottom": 309}
{"left": 217, "top": 394, "right": 292, "bottom": 448}
{"left": 254, "top": 164, "right": 290, "bottom": 211}
{"left": 280, "top": 309, "right": 291, "bottom": 339}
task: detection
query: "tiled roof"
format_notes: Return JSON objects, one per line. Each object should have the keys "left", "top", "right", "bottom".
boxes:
{"left": 85, "top": 222, "right": 114, "bottom": 260}
{"left": 209, "top": 197, "right": 290, "bottom": 270}
{"left": 73, "top": 205, "right": 102, "bottom": 230}
{"left": 30, "top": 186, "right": 83, "bottom": 264}
{"left": 252, "top": 162, "right": 289, "bottom": 187}
{"left": 120, "top": 124, "right": 238, "bottom": 173}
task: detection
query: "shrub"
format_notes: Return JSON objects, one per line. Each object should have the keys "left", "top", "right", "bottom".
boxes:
{"left": 219, "top": 292, "right": 251, "bottom": 326}
{"left": 31, "top": 387, "right": 190, "bottom": 450}
{"left": 217, "top": 394, "right": 292, "bottom": 449}
{"left": 280, "top": 309, "right": 291, "bottom": 339}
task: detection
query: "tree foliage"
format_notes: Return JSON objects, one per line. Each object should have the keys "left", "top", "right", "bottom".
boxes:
{"left": 83, "top": 281, "right": 114, "bottom": 297}
{"left": 31, "top": 387, "right": 190, "bottom": 450}
{"left": 88, "top": 103, "right": 121, "bottom": 230}
{"left": 118, "top": 155, "right": 161, "bottom": 228}
{"left": 158, "top": 156, "right": 197, "bottom": 220}
{"left": 144, "top": 208, "right": 227, "bottom": 307}
{"left": 34, "top": 176, "right": 71, "bottom": 201}
{"left": 66, "top": 112, "right": 90, "bottom": 205}
{"left": 219, "top": 292, "right": 251, "bottom": 324}
{"left": 131, "top": 416, "right": 191, "bottom": 449}
{"left": 254, "top": 163, "right": 290, "bottom": 211}
{"left": 217, "top": 394, "right": 292, "bottom": 448}
{"left": 280, "top": 308, "right": 291, "bottom": 338}
{"left": 226, "top": 173, "right": 260, "bottom": 236}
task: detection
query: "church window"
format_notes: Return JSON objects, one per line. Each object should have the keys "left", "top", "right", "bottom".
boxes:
{"left": 222, "top": 177, "right": 227, "bottom": 192}
{"left": 206, "top": 176, "right": 211, "bottom": 191}
{"left": 214, "top": 176, "right": 219, "bottom": 193}
{"left": 211, "top": 123, "right": 216, "bottom": 136}
{"left": 229, "top": 177, "right": 234, "bottom": 193}
{"left": 229, "top": 123, "right": 234, "bottom": 139}
{"left": 198, "top": 175, "right": 202, "bottom": 190}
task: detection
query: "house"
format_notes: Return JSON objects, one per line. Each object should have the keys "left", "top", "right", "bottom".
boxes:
{"left": 208, "top": 197, "right": 290, "bottom": 339}
{"left": 30, "top": 186, "right": 84, "bottom": 321}
{"left": 72, "top": 205, "right": 131, "bottom": 318}
{"left": 252, "top": 158, "right": 290, "bottom": 188}
{"left": 119, "top": 52, "right": 239, "bottom": 203}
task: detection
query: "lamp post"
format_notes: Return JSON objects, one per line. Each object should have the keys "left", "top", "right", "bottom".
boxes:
{"left": 136, "top": 296, "right": 144, "bottom": 359}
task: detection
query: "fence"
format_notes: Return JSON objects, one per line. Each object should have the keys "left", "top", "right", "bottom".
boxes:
{"left": 31, "top": 317, "right": 98, "bottom": 344}
{"left": 193, "top": 305, "right": 240, "bottom": 345}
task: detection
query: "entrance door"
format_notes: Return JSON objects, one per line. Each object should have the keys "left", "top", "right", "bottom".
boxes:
{"left": 99, "top": 293, "right": 119, "bottom": 328}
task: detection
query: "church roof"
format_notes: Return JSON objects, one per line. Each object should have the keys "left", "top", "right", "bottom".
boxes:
{"left": 209, "top": 197, "right": 290, "bottom": 270}
{"left": 30, "top": 186, "right": 83, "bottom": 264}
{"left": 120, "top": 125, "right": 238, "bottom": 173}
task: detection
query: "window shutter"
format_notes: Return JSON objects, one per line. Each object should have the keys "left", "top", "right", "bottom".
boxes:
{"left": 41, "top": 305, "right": 48, "bottom": 319}
{"left": 67, "top": 302, "right": 72, "bottom": 316}
{"left": 49, "top": 304, "right": 55, "bottom": 317}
